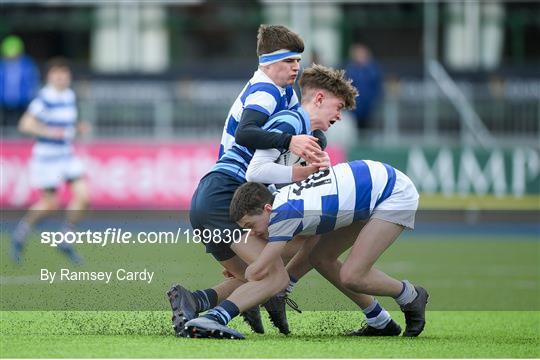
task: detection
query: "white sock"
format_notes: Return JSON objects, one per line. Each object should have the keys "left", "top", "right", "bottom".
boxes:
{"left": 395, "top": 280, "right": 418, "bottom": 306}
{"left": 363, "top": 298, "right": 391, "bottom": 329}
{"left": 285, "top": 276, "right": 297, "bottom": 295}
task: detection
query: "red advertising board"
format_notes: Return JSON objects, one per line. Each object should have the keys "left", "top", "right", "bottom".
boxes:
{"left": 1, "top": 140, "right": 345, "bottom": 209}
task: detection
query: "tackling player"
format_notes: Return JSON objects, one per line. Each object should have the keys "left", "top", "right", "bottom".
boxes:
{"left": 185, "top": 159, "right": 428, "bottom": 339}
{"left": 167, "top": 25, "right": 327, "bottom": 336}
{"left": 11, "top": 57, "right": 88, "bottom": 264}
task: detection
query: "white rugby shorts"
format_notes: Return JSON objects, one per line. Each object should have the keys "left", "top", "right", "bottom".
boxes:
{"left": 30, "top": 155, "right": 85, "bottom": 190}
{"left": 371, "top": 169, "right": 419, "bottom": 230}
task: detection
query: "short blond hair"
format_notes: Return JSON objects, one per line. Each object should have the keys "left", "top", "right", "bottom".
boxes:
{"left": 299, "top": 64, "right": 358, "bottom": 110}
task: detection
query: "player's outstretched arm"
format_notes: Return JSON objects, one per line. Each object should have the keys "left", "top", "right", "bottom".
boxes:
{"left": 18, "top": 112, "right": 68, "bottom": 140}
{"left": 246, "top": 148, "right": 320, "bottom": 184}
{"left": 245, "top": 241, "right": 288, "bottom": 282}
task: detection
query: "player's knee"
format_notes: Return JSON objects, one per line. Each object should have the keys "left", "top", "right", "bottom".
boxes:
{"left": 75, "top": 193, "right": 90, "bottom": 208}
{"left": 42, "top": 195, "right": 59, "bottom": 211}
{"left": 73, "top": 189, "right": 89, "bottom": 208}
{"left": 340, "top": 266, "right": 369, "bottom": 292}
{"left": 70, "top": 180, "right": 89, "bottom": 207}
{"left": 246, "top": 268, "right": 267, "bottom": 282}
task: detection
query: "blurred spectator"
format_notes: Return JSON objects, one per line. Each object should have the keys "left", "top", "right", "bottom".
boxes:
{"left": 345, "top": 43, "right": 383, "bottom": 131}
{"left": 0, "top": 35, "right": 40, "bottom": 128}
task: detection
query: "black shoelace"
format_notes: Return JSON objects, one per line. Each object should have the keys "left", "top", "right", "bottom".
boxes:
{"left": 283, "top": 295, "right": 302, "bottom": 314}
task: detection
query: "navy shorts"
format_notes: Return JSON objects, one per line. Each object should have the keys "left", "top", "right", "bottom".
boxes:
{"left": 189, "top": 171, "right": 244, "bottom": 261}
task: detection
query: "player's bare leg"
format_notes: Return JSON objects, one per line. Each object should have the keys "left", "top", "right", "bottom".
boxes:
{"left": 339, "top": 218, "right": 404, "bottom": 296}
{"left": 22, "top": 190, "right": 59, "bottom": 226}
{"left": 184, "top": 235, "right": 288, "bottom": 339}
{"left": 230, "top": 234, "right": 289, "bottom": 310}
{"left": 339, "top": 218, "right": 428, "bottom": 336}
{"left": 11, "top": 190, "right": 59, "bottom": 263}
{"left": 215, "top": 261, "right": 266, "bottom": 334}
{"left": 65, "top": 178, "right": 89, "bottom": 221}
{"left": 168, "top": 254, "right": 253, "bottom": 336}
{"left": 284, "top": 234, "right": 318, "bottom": 282}
{"left": 266, "top": 234, "right": 320, "bottom": 319}
{"left": 52, "top": 178, "right": 89, "bottom": 264}
{"left": 309, "top": 220, "right": 401, "bottom": 336}
{"left": 167, "top": 275, "right": 246, "bottom": 336}
{"left": 310, "top": 221, "right": 373, "bottom": 308}
{"left": 234, "top": 234, "right": 298, "bottom": 334}
{"left": 227, "top": 262, "right": 289, "bottom": 312}
{"left": 261, "top": 234, "right": 320, "bottom": 318}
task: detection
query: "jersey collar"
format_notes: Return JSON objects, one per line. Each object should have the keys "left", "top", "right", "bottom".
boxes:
{"left": 254, "top": 69, "right": 287, "bottom": 95}
{"left": 296, "top": 107, "right": 312, "bottom": 134}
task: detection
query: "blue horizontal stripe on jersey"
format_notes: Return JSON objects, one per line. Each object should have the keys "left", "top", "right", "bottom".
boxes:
{"left": 43, "top": 120, "right": 74, "bottom": 127}
{"left": 349, "top": 160, "right": 372, "bottom": 221}
{"left": 216, "top": 156, "right": 248, "bottom": 173}
{"left": 34, "top": 153, "right": 74, "bottom": 162}
{"left": 225, "top": 116, "right": 238, "bottom": 137}
{"left": 214, "top": 144, "right": 254, "bottom": 182}
{"left": 316, "top": 194, "right": 339, "bottom": 234}
{"left": 36, "top": 137, "right": 69, "bottom": 145}
{"left": 375, "top": 164, "right": 397, "bottom": 208}
{"left": 268, "top": 236, "right": 293, "bottom": 242}
{"left": 269, "top": 199, "right": 304, "bottom": 227}
{"left": 211, "top": 163, "right": 247, "bottom": 182}
{"left": 240, "top": 83, "right": 281, "bottom": 109}
{"left": 245, "top": 104, "right": 271, "bottom": 116}
{"left": 41, "top": 99, "right": 76, "bottom": 109}
{"left": 228, "top": 146, "right": 253, "bottom": 163}
{"left": 279, "top": 109, "right": 307, "bottom": 134}
{"left": 265, "top": 111, "right": 304, "bottom": 134}
{"left": 270, "top": 122, "right": 297, "bottom": 136}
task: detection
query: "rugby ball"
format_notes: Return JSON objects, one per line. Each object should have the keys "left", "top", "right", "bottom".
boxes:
{"left": 275, "top": 151, "right": 307, "bottom": 166}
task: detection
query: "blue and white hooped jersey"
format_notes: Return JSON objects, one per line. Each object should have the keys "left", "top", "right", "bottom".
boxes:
{"left": 212, "top": 107, "right": 310, "bottom": 182}
{"left": 217, "top": 69, "right": 299, "bottom": 160}
{"left": 28, "top": 85, "right": 78, "bottom": 159}
{"left": 268, "top": 160, "right": 397, "bottom": 242}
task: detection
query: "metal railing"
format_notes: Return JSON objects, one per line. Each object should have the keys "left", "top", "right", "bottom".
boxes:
{"left": 2, "top": 78, "right": 539, "bottom": 148}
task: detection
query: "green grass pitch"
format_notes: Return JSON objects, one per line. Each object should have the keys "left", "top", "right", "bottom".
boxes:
{"left": 1, "top": 310, "right": 539, "bottom": 358}
{"left": 1, "top": 231, "right": 539, "bottom": 358}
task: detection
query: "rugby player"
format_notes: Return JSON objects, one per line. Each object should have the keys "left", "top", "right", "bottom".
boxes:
{"left": 185, "top": 158, "right": 428, "bottom": 339}
{"left": 11, "top": 58, "right": 88, "bottom": 264}
{"left": 167, "top": 25, "right": 328, "bottom": 336}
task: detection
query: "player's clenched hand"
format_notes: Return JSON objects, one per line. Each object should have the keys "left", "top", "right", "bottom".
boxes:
{"left": 309, "top": 150, "right": 331, "bottom": 170}
{"left": 222, "top": 269, "right": 235, "bottom": 279}
{"left": 77, "top": 120, "right": 92, "bottom": 137}
{"left": 289, "top": 135, "right": 321, "bottom": 161}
